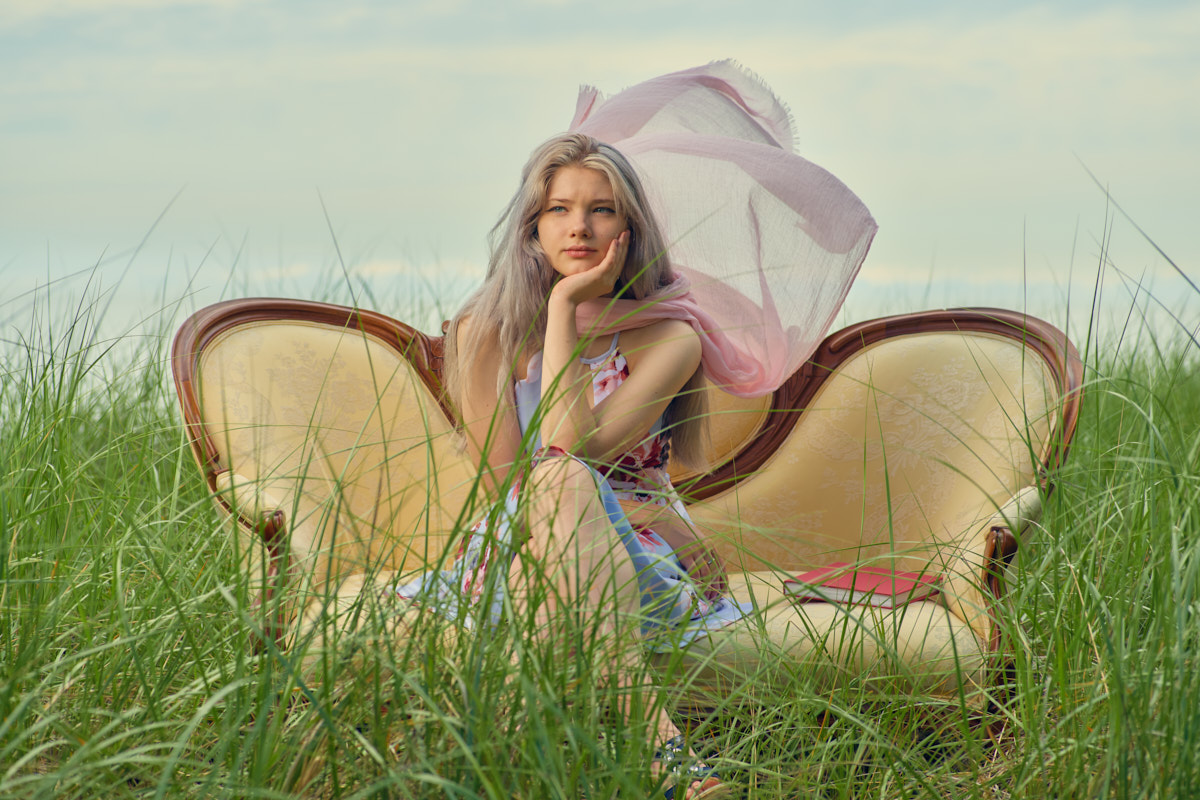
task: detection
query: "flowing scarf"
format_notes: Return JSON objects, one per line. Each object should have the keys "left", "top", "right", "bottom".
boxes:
{"left": 570, "top": 61, "right": 877, "bottom": 398}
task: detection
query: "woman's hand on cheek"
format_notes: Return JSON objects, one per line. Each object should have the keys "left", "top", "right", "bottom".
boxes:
{"left": 552, "top": 231, "right": 628, "bottom": 306}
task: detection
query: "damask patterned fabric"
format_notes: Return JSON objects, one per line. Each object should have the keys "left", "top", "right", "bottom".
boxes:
{"left": 199, "top": 321, "right": 474, "bottom": 588}
{"left": 688, "top": 331, "right": 1058, "bottom": 643}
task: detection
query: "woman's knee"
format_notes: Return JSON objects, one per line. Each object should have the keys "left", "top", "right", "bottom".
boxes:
{"left": 524, "top": 453, "right": 615, "bottom": 549}
{"left": 529, "top": 450, "right": 596, "bottom": 493}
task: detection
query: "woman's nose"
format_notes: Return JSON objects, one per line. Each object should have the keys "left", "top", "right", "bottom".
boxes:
{"left": 569, "top": 212, "right": 591, "bottom": 237}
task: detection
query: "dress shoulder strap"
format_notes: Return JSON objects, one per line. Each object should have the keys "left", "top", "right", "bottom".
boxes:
{"left": 580, "top": 332, "right": 621, "bottom": 366}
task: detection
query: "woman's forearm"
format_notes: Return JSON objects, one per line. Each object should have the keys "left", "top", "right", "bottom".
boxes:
{"left": 538, "top": 291, "right": 600, "bottom": 454}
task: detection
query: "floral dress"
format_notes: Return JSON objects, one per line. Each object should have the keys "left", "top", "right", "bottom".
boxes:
{"left": 394, "top": 333, "right": 747, "bottom": 649}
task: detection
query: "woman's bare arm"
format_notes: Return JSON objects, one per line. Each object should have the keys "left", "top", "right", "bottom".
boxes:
{"left": 456, "top": 317, "right": 523, "bottom": 493}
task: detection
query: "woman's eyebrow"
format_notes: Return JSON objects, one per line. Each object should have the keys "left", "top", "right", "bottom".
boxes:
{"left": 546, "top": 196, "right": 616, "bottom": 204}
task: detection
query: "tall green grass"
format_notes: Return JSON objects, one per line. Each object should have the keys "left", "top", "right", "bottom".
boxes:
{"left": 1, "top": 269, "right": 1197, "bottom": 799}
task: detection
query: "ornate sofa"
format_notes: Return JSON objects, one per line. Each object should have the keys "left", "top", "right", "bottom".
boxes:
{"left": 171, "top": 299, "right": 1081, "bottom": 706}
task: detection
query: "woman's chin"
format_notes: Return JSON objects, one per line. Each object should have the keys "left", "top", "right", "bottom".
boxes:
{"left": 553, "top": 263, "right": 599, "bottom": 279}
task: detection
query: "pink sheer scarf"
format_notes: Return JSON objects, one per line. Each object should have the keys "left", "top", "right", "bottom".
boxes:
{"left": 570, "top": 61, "right": 877, "bottom": 398}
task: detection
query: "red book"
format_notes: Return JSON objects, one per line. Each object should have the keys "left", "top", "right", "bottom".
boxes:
{"left": 783, "top": 562, "right": 941, "bottom": 608}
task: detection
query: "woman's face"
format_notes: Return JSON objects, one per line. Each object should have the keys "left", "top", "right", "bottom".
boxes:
{"left": 536, "top": 166, "right": 628, "bottom": 280}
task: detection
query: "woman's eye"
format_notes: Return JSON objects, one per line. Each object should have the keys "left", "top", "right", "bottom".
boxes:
{"left": 595, "top": 206, "right": 616, "bottom": 214}
{"left": 547, "top": 205, "right": 567, "bottom": 213}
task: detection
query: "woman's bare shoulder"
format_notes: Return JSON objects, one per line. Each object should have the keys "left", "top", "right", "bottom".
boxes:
{"left": 454, "top": 312, "right": 477, "bottom": 339}
{"left": 455, "top": 313, "right": 498, "bottom": 353}
{"left": 622, "top": 318, "right": 699, "bottom": 350}
{"left": 620, "top": 319, "right": 700, "bottom": 374}
{"left": 456, "top": 313, "right": 533, "bottom": 383}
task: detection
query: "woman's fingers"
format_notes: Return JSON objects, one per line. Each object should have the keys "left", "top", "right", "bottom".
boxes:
{"left": 614, "top": 229, "right": 629, "bottom": 273}
{"left": 699, "top": 546, "right": 728, "bottom": 599}
{"left": 594, "top": 230, "right": 627, "bottom": 288}
{"left": 682, "top": 545, "right": 727, "bottom": 601}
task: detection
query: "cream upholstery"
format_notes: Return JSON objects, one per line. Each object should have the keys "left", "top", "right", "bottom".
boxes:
{"left": 688, "top": 332, "right": 1060, "bottom": 646}
{"left": 198, "top": 320, "right": 475, "bottom": 605}
{"left": 176, "top": 303, "right": 1076, "bottom": 703}
{"left": 659, "top": 572, "right": 988, "bottom": 707}
{"left": 672, "top": 388, "right": 771, "bottom": 486}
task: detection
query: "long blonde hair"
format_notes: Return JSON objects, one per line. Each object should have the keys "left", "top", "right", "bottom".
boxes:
{"left": 444, "top": 133, "right": 707, "bottom": 469}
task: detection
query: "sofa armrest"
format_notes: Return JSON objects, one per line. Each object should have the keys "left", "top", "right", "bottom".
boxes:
{"left": 213, "top": 470, "right": 300, "bottom": 648}
{"left": 981, "top": 485, "right": 1041, "bottom": 649}
{"left": 214, "top": 470, "right": 287, "bottom": 544}
{"left": 940, "top": 485, "right": 1042, "bottom": 648}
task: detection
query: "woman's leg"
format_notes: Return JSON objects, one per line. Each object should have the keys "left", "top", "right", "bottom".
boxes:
{"left": 510, "top": 455, "right": 639, "bottom": 629}
{"left": 508, "top": 455, "right": 722, "bottom": 798}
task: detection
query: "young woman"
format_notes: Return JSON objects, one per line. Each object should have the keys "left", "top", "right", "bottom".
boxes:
{"left": 398, "top": 62, "right": 877, "bottom": 799}
{"left": 401, "top": 133, "right": 741, "bottom": 799}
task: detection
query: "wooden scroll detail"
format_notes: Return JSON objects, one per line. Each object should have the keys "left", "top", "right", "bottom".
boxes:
{"left": 983, "top": 523, "right": 1021, "bottom": 652}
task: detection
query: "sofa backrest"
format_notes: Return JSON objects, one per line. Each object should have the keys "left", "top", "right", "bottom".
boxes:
{"left": 686, "top": 320, "right": 1077, "bottom": 571}
{"left": 173, "top": 300, "right": 476, "bottom": 597}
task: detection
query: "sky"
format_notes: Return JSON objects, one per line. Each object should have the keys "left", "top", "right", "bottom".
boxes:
{"left": 2, "top": 0, "right": 1197, "bottom": 341}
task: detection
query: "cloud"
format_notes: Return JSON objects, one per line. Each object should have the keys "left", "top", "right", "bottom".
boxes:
{"left": 355, "top": 258, "right": 484, "bottom": 279}
{"left": 0, "top": 0, "right": 250, "bottom": 26}
{"left": 12, "top": 4, "right": 1197, "bottom": 105}
{"left": 355, "top": 259, "right": 411, "bottom": 278}
{"left": 253, "top": 261, "right": 311, "bottom": 281}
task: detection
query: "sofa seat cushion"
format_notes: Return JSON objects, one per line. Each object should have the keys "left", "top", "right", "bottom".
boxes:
{"left": 655, "top": 571, "right": 988, "bottom": 707}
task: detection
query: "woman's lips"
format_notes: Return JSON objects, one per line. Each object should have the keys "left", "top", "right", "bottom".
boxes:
{"left": 564, "top": 247, "right": 596, "bottom": 257}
